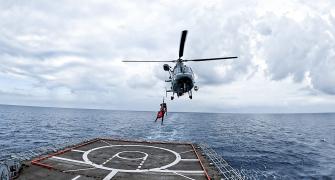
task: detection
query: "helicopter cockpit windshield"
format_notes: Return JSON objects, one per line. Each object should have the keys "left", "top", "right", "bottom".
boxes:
{"left": 174, "top": 65, "right": 193, "bottom": 74}
{"left": 183, "top": 66, "right": 192, "bottom": 74}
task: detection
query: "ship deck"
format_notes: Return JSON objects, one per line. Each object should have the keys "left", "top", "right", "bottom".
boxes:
{"left": 18, "top": 138, "right": 223, "bottom": 180}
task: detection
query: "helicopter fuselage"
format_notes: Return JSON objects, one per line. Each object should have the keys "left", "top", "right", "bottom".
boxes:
{"left": 171, "top": 62, "right": 194, "bottom": 96}
{"left": 165, "top": 61, "right": 197, "bottom": 99}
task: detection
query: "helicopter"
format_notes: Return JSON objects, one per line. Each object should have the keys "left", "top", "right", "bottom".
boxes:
{"left": 123, "top": 30, "right": 237, "bottom": 100}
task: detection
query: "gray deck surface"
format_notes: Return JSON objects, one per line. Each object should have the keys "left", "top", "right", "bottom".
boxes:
{"left": 18, "top": 139, "right": 215, "bottom": 180}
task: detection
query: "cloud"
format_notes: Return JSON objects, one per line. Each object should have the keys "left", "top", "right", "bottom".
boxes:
{"left": 0, "top": 0, "right": 334, "bottom": 112}
{"left": 257, "top": 12, "right": 335, "bottom": 94}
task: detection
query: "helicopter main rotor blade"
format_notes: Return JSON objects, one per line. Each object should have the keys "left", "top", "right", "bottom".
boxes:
{"left": 179, "top": 30, "right": 188, "bottom": 58}
{"left": 183, "top": 56, "right": 238, "bottom": 62}
{"left": 122, "top": 60, "right": 176, "bottom": 62}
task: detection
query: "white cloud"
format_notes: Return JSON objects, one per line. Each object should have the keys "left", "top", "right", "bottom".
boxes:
{"left": 256, "top": 12, "right": 335, "bottom": 94}
{"left": 0, "top": 0, "right": 334, "bottom": 112}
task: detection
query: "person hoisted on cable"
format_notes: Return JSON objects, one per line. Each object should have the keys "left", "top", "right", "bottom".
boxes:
{"left": 155, "top": 98, "right": 167, "bottom": 125}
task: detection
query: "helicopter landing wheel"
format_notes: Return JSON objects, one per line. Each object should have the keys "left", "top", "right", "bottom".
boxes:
{"left": 171, "top": 96, "right": 174, "bottom": 100}
{"left": 189, "top": 95, "right": 192, "bottom": 99}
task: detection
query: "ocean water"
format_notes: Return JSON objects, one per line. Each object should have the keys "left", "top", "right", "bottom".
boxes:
{"left": 0, "top": 104, "right": 334, "bottom": 179}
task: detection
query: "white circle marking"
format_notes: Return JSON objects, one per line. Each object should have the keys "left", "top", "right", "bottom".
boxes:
{"left": 82, "top": 145, "right": 181, "bottom": 173}
{"left": 116, "top": 151, "right": 148, "bottom": 160}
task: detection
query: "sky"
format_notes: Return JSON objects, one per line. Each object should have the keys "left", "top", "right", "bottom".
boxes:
{"left": 0, "top": 0, "right": 335, "bottom": 113}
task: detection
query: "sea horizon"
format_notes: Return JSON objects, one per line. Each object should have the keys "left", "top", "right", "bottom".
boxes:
{"left": 1, "top": 103, "right": 335, "bottom": 115}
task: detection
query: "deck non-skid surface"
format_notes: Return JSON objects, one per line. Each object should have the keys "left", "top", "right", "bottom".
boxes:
{"left": 19, "top": 139, "right": 209, "bottom": 180}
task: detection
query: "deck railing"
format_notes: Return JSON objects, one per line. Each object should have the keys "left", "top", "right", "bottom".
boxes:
{"left": 199, "top": 143, "right": 245, "bottom": 180}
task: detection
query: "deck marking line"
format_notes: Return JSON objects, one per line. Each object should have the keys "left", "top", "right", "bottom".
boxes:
{"left": 173, "top": 172, "right": 196, "bottom": 180}
{"left": 71, "top": 175, "right": 81, "bottom": 180}
{"left": 51, "top": 156, "right": 91, "bottom": 166}
{"left": 138, "top": 154, "right": 147, "bottom": 169}
{"left": 63, "top": 167, "right": 96, "bottom": 172}
{"left": 100, "top": 140, "right": 112, "bottom": 146}
{"left": 181, "top": 159, "right": 199, "bottom": 161}
{"left": 152, "top": 170, "right": 204, "bottom": 174}
{"left": 116, "top": 151, "right": 148, "bottom": 160}
{"left": 102, "top": 156, "right": 115, "bottom": 165}
{"left": 179, "top": 150, "right": 194, "bottom": 154}
{"left": 72, "top": 149, "right": 86, "bottom": 153}
{"left": 103, "top": 170, "right": 118, "bottom": 180}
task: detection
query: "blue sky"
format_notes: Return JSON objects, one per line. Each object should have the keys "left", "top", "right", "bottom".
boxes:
{"left": 0, "top": 0, "right": 335, "bottom": 113}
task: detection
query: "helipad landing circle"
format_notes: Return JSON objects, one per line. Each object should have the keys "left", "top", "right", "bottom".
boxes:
{"left": 116, "top": 151, "right": 147, "bottom": 160}
{"left": 82, "top": 145, "right": 181, "bottom": 173}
